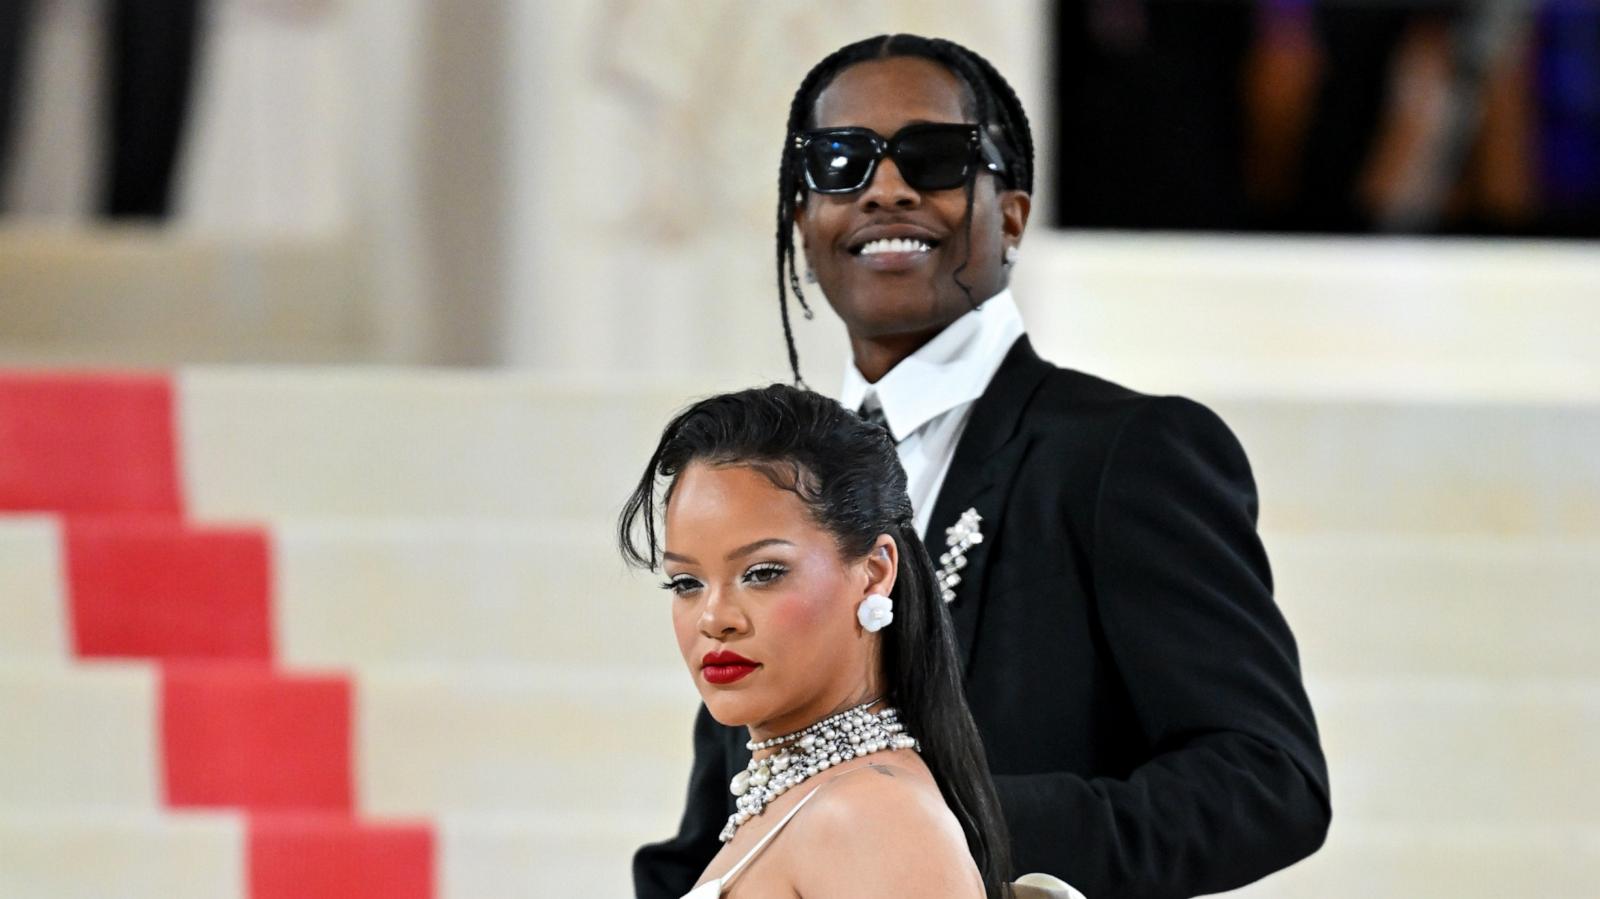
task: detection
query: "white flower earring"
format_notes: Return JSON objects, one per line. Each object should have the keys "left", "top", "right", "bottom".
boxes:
{"left": 1003, "top": 245, "right": 1020, "bottom": 267}
{"left": 857, "top": 593, "right": 894, "bottom": 632}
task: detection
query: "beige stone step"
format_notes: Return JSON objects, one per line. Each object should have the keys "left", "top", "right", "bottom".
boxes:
{"left": 5, "top": 228, "right": 1598, "bottom": 396}
{"left": 0, "top": 661, "right": 697, "bottom": 818}
{"left": 1018, "top": 232, "right": 1600, "bottom": 404}
{"left": 0, "top": 662, "right": 159, "bottom": 810}
{"left": 0, "top": 516, "right": 66, "bottom": 661}
{"left": 280, "top": 528, "right": 1600, "bottom": 680}
{"left": 10, "top": 662, "right": 1564, "bottom": 832}
{"left": 1219, "top": 823, "right": 1600, "bottom": 899}
{"left": 356, "top": 665, "right": 697, "bottom": 818}
{"left": 1309, "top": 678, "right": 1600, "bottom": 832}
{"left": 0, "top": 809, "right": 659, "bottom": 899}
{"left": 3, "top": 662, "right": 1596, "bottom": 897}
{"left": 3, "top": 810, "right": 1594, "bottom": 899}
{"left": 176, "top": 371, "right": 1600, "bottom": 536}
{"left": 0, "top": 808, "right": 655, "bottom": 899}
{"left": 0, "top": 810, "right": 243, "bottom": 899}
{"left": 5, "top": 517, "right": 1593, "bottom": 682}
{"left": 1214, "top": 398, "right": 1600, "bottom": 535}
{"left": 0, "top": 227, "right": 370, "bottom": 366}
{"left": 6, "top": 663, "right": 1590, "bottom": 834}
{"left": 1271, "top": 534, "right": 1600, "bottom": 681}
{"left": 274, "top": 520, "right": 677, "bottom": 671}
{"left": 438, "top": 811, "right": 666, "bottom": 898}
{"left": 178, "top": 370, "right": 697, "bottom": 522}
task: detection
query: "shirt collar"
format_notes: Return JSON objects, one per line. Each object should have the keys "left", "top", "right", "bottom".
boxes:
{"left": 839, "top": 288, "right": 1026, "bottom": 441}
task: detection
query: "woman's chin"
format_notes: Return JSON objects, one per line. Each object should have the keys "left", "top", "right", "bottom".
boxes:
{"left": 702, "top": 698, "right": 756, "bottom": 728}
{"left": 700, "top": 689, "right": 777, "bottom": 729}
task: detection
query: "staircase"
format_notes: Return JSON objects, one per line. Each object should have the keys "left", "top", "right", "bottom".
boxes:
{"left": 3, "top": 235, "right": 1598, "bottom": 897}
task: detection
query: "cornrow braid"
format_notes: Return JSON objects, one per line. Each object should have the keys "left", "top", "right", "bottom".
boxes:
{"left": 774, "top": 34, "right": 1036, "bottom": 384}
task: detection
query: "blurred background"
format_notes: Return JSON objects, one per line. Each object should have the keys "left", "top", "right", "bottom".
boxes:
{"left": 0, "top": 1, "right": 1596, "bottom": 897}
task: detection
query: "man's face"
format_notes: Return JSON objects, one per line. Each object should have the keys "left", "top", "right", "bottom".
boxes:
{"left": 795, "top": 56, "right": 1029, "bottom": 344}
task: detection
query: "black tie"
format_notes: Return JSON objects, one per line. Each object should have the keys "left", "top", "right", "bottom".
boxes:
{"left": 858, "top": 401, "right": 897, "bottom": 444}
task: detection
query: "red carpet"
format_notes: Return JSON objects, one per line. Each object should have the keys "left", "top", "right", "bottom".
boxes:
{"left": 0, "top": 373, "right": 182, "bottom": 515}
{"left": 67, "top": 516, "right": 273, "bottom": 661}
{"left": 2, "top": 371, "right": 435, "bottom": 897}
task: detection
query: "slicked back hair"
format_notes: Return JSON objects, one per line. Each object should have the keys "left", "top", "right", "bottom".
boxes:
{"left": 619, "top": 384, "right": 1015, "bottom": 897}
{"left": 774, "top": 34, "right": 1036, "bottom": 384}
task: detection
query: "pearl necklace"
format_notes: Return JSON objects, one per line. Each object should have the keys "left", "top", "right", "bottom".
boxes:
{"left": 722, "top": 701, "right": 919, "bottom": 843}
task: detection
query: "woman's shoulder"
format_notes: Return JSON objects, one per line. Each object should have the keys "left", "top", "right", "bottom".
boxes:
{"left": 780, "top": 762, "right": 983, "bottom": 896}
{"left": 804, "top": 761, "right": 947, "bottom": 819}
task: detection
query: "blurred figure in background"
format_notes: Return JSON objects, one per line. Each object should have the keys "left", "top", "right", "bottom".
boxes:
{"left": 1534, "top": 0, "right": 1600, "bottom": 235}
{"left": 1052, "top": 0, "right": 1257, "bottom": 229}
{"left": 0, "top": 3, "right": 29, "bottom": 187}
{"left": 1051, "top": 0, "right": 1600, "bottom": 237}
{"left": 0, "top": 0, "right": 205, "bottom": 218}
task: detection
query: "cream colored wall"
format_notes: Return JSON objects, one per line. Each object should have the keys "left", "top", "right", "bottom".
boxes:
{"left": 1, "top": 0, "right": 1050, "bottom": 374}
{"left": 504, "top": 0, "right": 1047, "bottom": 379}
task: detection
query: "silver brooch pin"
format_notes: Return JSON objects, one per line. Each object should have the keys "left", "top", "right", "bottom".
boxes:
{"left": 935, "top": 507, "right": 983, "bottom": 603}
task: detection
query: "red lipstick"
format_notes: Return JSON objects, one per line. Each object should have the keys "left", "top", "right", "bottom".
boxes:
{"left": 701, "top": 650, "right": 760, "bottom": 685}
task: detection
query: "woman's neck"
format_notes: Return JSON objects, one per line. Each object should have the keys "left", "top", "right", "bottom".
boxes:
{"left": 748, "top": 692, "right": 885, "bottom": 758}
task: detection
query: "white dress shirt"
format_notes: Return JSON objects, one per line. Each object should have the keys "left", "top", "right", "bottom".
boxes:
{"left": 838, "top": 289, "right": 1027, "bottom": 539}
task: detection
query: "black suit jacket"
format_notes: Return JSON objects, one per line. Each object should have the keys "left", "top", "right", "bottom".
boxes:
{"left": 634, "top": 337, "right": 1330, "bottom": 899}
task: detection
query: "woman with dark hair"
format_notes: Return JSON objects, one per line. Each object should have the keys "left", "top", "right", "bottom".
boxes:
{"left": 620, "top": 384, "right": 1015, "bottom": 897}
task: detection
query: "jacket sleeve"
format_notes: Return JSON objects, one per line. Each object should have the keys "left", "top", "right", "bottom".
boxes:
{"left": 632, "top": 703, "right": 729, "bottom": 899}
{"left": 995, "top": 396, "right": 1330, "bottom": 899}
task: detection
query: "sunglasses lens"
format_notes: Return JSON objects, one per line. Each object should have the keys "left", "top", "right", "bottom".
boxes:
{"left": 803, "top": 133, "right": 878, "bottom": 192}
{"left": 893, "top": 128, "right": 974, "bottom": 190}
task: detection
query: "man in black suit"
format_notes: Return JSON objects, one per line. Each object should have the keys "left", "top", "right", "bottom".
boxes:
{"left": 636, "top": 35, "right": 1328, "bottom": 898}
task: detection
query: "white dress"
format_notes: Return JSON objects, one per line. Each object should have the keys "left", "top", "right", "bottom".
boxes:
{"left": 677, "top": 766, "right": 1091, "bottom": 899}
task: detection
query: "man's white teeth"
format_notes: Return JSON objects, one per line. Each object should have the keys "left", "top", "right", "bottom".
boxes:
{"left": 859, "top": 238, "right": 932, "bottom": 255}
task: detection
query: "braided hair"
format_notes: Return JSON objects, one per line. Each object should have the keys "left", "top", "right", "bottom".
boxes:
{"left": 774, "top": 34, "right": 1036, "bottom": 383}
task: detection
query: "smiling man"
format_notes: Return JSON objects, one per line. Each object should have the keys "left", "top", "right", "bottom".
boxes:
{"left": 635, "top": 34, "right": 1330, "bottom": 899}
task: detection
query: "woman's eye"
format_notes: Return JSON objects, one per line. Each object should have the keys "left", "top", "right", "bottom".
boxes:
{"left": 661, "top": 576, "right": 702, "bottom": 596}
{"left": 743, "top": 563, "right": 788, "bottom": 585}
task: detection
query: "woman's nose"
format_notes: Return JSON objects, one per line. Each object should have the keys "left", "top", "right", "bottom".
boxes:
{"left": 699, "top": 588, "right": 747, "bottom": 637}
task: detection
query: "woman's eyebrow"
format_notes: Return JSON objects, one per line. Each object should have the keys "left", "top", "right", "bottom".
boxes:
{"left": 661, "top": 538, "right": 794, "bottom": 566}
{"left": 726, "top": 538, "right": 794, "bottom": 561}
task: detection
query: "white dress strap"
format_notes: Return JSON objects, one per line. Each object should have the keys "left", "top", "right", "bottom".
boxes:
{"left": 682, "top": 764, "right": 882, "bottom": 898}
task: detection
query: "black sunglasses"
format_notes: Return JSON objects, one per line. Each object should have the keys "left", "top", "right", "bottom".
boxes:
{"left": 792, "top": 123, "right": 1009, "bottom": 195}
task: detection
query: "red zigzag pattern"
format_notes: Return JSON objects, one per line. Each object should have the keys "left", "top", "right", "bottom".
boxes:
{"left": 0, "top": 372, "right": 434, "bottom": 899}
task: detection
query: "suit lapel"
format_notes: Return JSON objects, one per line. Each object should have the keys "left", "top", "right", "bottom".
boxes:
{"left": 926, "top": 336, "right": 1052, "bottom": 667}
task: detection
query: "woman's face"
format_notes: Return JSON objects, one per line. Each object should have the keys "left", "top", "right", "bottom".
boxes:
{"left": 795, "top": 55, "right": 1030, "bottom": 343}
{"left": 661, "top": 461, "right": 894, "bottom": 739}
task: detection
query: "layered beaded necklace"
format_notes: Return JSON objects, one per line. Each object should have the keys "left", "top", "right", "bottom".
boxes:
{"left": 721, "top": 700, "right": 919, "bottom": 843}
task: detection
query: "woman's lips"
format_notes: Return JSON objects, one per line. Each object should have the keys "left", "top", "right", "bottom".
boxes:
{"left": 702, "top": 651, "right": 759, "bottom": 685}
{"left": 702, "top": 663, "right": 758, "bottom": 685}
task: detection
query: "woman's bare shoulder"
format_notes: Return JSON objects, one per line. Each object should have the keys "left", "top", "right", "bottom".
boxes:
{"left": 780, "top": 763, "right": 984, "bottom": 897}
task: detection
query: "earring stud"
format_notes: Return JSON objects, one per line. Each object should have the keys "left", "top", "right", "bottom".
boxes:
{"left": 1003, "top": 245, "right": 1020, "bottom": 266}
{"left": 857, "top": 593, "right": 893, "bottom": 632}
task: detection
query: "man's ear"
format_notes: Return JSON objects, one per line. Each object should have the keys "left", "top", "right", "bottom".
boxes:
{"left": 1001, "top": 189, "right": 1031, "bottom": 245}
{"left": 792, "top": 195, "right": 811, "bottom": 257}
